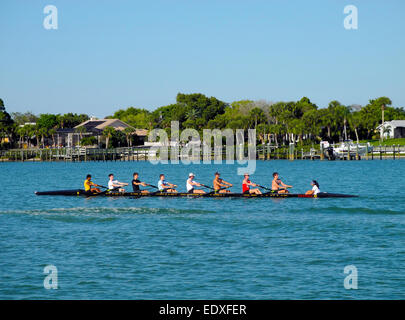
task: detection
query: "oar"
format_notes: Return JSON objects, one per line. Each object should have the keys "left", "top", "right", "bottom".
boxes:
{"left": 257, "top": 185, "right": 272, "bottom": 191}
{"left": 144, "top": 183, "right": 162, "bottom": 194}
{"left": 159, "top": 182, "right": 177, "bottom": 192}
{"left": 166, "top": 182, "right": 177, "bottom": 187}
{"left": 222, "top": 185, "right": 233, "bottom": 191}
{"left": 200, "top": 184, "right": 215, "bottom": 191}
{"left": 144, "top": 183, "right": 159, "bottom": 189}
{"left": 206, "top": 185, "right": 232, "bottom": 195}
{"left": 86, "top": 185, "right": 109, "bottom": 197}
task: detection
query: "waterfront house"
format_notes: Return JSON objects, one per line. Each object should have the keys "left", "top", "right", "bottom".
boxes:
{"left": 377, "top": 120, "right": 405, "bottom": 139}
{"left": 55, "top": 118, "right": 148, "bottom": 147}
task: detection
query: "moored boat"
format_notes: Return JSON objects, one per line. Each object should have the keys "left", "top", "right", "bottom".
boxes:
{"left": 321, "top": 140, "right": 373, "bottom": 160}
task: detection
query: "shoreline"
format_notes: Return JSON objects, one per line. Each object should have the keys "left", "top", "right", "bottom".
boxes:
{"left": 1, "top": 145, "right": 405, "bottom": 162}
{"left": 1, "top": 156, "right": 404, "bottom": 163}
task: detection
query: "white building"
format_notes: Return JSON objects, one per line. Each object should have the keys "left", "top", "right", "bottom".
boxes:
{"left": 377, "top": 120, "right": 405, "bottom": 139}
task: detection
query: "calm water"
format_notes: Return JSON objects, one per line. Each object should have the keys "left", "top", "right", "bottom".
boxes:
{"left": 0, "top": 160, "right": 404, "bottom": 299}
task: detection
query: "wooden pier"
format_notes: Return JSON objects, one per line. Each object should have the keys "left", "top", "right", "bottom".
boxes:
{"left": 0, "top": 145, "right": 404, "bottom": 162}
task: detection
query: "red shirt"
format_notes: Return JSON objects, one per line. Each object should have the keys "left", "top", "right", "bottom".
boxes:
{"left": 242, "top": 180, "right": 250, "bottom": 193}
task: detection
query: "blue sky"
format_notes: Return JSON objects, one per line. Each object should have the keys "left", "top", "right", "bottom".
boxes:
{"left": 0, "top": 0, "right": 404, "bottom": 117}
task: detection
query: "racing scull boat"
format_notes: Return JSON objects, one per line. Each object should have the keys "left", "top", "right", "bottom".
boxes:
{"left": 34, "top": 190, "right": 357, "bottom": 198}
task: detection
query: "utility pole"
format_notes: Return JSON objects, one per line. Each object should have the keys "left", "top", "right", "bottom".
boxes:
{"left": 343, "top": 117, "right": 348, "bottom": 141}
{"left": 380, "top": 104, "right": 385, "bottom": 143}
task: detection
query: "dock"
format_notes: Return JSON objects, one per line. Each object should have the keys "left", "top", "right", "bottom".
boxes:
{"left": 0, "top": 145, "right": 404, "bottom": 162}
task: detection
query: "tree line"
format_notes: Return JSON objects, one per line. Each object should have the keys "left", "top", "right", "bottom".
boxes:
{"left": 0, "top": 103, "right": 90, "bottom": 149}
{"left": 108, "top": 94, "right": 405, "bottom": 146}
{"left": 1, "top": 94, "right": 405, "bottom": 149}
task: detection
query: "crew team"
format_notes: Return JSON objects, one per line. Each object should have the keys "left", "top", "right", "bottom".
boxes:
{"left": 84, "top": 172, "right": 320, "bottom": 195}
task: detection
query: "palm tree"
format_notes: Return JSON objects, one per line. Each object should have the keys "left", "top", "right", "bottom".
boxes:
{"left": 38, "top": 127, "right": 48, "bottom": 148}
{"left": 25, "top": 125, "right": 35, "bottom": 148}
{"left": 302, "top": 109, "right": 322, "bottom": 141}
{"left": 348, "top": 113, "right": 361, "bottom": 144}
{"left": 269, "top": 124, "right": 283, "bottom": 146}
{"left": 321, "top": 107, "right": 334, "bottom": 139}
{"left": 382, "top": 127, "right": 391, "bottom": 140}
{"left": 249, "top": 108, "right": 265, "bottom": 129}
{"left": 268, "top": 103, "right": 285, "bottom": 125}
{"left": 48, "top": 128, "right": 56, "bottom": 147}
{"left": 380, "top": 104, "right": 385, "bottom": 143}
{"left": 75, "top": 126, "right": 87, "bottom": 141}
{"left": 290, "top": 119, "right": 305, "bottom": 146}
{"left": 16, "top": 126, "right": 26, "bottom": 148}
{"left": 186, "top": 109, "right": 200, "bottom": 121}
{"left": 102, "top": 126, "right": 116, "bottom": 149}
{"left": 123, "top": 127, "right": 136, "bottom": 147}
{"left": 33, "top": 126, "right": 41, "bottom": 148}
{"left": 256, "top": 124, "right": 269, "bottom": 145}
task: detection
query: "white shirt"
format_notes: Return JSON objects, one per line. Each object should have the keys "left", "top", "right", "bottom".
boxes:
{"left": 186, "top": 178, "right": 194, "bottom": 192}
{"left": 108, "top": 180, "right": 119, "bottom": 190}
{"left": 158, "top": 180, "right": 166, "bottom": 191}
{"left": 312, "top": 185, "right": 320, "bottom": 195}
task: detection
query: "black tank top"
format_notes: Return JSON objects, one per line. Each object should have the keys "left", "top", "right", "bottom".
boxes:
{"left": 132, "top": 179, "right": 140, "bottom": 191}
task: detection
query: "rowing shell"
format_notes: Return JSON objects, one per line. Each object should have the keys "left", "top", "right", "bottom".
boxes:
{"left": 34, "top": 190, "right": 358, "bottom": 198}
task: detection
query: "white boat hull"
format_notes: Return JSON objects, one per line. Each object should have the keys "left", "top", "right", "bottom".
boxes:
{"left": 322, "top": 141, "right": 373, "bottom": 159}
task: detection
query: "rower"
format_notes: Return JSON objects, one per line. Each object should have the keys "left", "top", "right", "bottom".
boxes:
{"left": 132, "top": 172, "right": 149, "bottom": 194}
{"left": 186, "top": 173, "right": 205, "bottom": 194}
{"left": 271, "top": 172, "right": 292, "bottom": 194}
{"left": 242, "top": 173, "right": 262, "bottom": 195}
{"left": 84, "top": 174, "right": 101, "bottom": 194}
{"left": 213, "top": 172, "right": 232, "bottom": 193}
{"left": 157, "top": 174, "right": 177, "bottom": 193}
{"left": 108, "top": 174, "right": 128, "bottom": 192}
{"left": 305, "top": 180, "right": 320, "bottom": 195}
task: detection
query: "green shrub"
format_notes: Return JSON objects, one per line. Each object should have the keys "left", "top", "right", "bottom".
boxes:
{"left": 80, "top": 136, "right": 97, "bottom": 146}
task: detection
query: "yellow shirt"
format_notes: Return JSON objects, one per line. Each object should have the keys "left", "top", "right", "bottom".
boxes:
{"left": 84, "top": 180, "right": 92, "bottom": 191}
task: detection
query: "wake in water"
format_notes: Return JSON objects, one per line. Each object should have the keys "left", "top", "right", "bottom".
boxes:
{"left": 0, "top": 207, "right": 216, "bottom": 221}
{"left": 289, "top": 206, "right": 405, "bottom": 215}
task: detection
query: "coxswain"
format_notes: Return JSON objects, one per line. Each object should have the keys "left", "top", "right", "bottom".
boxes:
{"left": 242, "top": 174, "right": 262, "bottom": 195}
{"left": 305, "top": 180, "right": 320, "bottom": 195}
